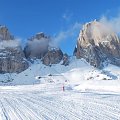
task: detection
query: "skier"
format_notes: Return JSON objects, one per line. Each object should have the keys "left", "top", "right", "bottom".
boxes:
{"left": 62, "top": 84, "right": 65, "bottom": 91}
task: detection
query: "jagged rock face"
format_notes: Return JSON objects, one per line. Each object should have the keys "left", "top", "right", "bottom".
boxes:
{"left": 24, "top": 32, "right": 49, "bottom": 59}
{"left": 42, "top": 48, "right": 63, "bottom": 66}
{"left": 0, "top": 46, "right": 28, "bottom": 73}
{"left": 0, "top": 26, "right": 29, "bottom": 73}
{"left": 75, "top": 20, "right": 120, "bottom": 68}
{"left": 0, "top": 26, "right": 14, "bottom": 40}
{"left": 24, "top": 33, "right": 64, "bottom": 66}
{"left": 62, "top": 53, "right": 69, "bottom": 66}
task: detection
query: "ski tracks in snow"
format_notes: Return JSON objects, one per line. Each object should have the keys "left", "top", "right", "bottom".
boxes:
{"left": 0, "top": 84, "right": 120, "bottom": 120}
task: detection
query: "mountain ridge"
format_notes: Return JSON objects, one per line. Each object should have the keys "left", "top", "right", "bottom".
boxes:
{"left": 74, "top": 20, "right": 120, "bottom": 68}
{"left": 0, "top": 20, "right": 120, "bottom": 74}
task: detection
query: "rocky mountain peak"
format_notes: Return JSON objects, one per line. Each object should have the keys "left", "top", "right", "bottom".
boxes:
{"left": 0, "top": 25, "right": 14, "bottom": 40}
{"left": 0, "top": 25, "right": 29, "bottom": 73}
{"left": 24, "top": 32, "right": 50, "bottom": 59}
{"left": 42, "top": 47, "right": 63, "bottom": 66}
{"left": 75, "top": 20, "right": 120, "bottom": 68}
{"left": 28, "top": 32, "right": 49, "bottom": 41}
{"left": 78, "top": 20, "right": 119, "bottom": 47}
{"left": 24, "top": 32, "right": 65, "bottom": 66}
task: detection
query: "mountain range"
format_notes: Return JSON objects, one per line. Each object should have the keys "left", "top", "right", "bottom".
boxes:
{"left": 0, "top": 20, "right": 120, "bottom": 74}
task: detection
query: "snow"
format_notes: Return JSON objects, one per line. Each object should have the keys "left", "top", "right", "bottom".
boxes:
{"left": 0, "top": 40, "right": 20, "bottom": 49}
{"left": 0, "top": 57, "right": 120, "bottom": 119}
{"left": 0, "top": 84, "right": 120, "bottom": 120}
{"left": 0, "top": 57, "right": 120, "bottom": 92}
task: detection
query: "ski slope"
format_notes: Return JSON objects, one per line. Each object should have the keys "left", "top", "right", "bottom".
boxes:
{"left": 0, "top": 57, "right": 120, "bottom": 119}
{"left": 0, "top": 84, "right": 120, "bottom": 120}
{"left": 0, "top": 57, "right": 120, "bottom": 93}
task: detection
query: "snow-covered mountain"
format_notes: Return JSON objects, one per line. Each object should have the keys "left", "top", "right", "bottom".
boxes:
{"left": 24, "top": 32, "right": 50, "bottom": 59}
{"left": 0, "top": 57, "right": 120, "bottom": 93}
{"left": 0, "top": 26, "right": 28, "bottom": 73}
{"left": 0, "top": 20, "right": 120, "bottom": 87}
{"left": 24, "top": 32, "right": 65, "bottom": 66}
{"left": 0, "top": 21, "right": 120, "bottom": 120}
{"left": 1, "top": 20, "right": 120, "bottom": 75}
{"left": 74, "top": 20, "right": 120, "bottom": 68}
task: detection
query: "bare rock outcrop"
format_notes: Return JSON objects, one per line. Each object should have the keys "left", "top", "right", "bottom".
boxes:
{"left": 62, "top": 53, "right": 69, "bottom": 66}
{"left": 0, "top": 25, "right": 14, "bottom": 40}
{"left": 0, "top": 26, "right": 28, "bottom": 73}
{"left": 42, "top": 48, "right": 63, "bottom": 66}
{"left": 24, "top": 33, "right": 65, "bottom": 66}
{"left": 75, "top": 20, "right": 120, "bottom": 68}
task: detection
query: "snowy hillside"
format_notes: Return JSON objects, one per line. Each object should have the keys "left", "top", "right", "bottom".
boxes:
{"left": 0, "top": 58, "right": 120, "bottom": 119}
{"left": 0, "top": 57, "right": 120, "bottom": 93}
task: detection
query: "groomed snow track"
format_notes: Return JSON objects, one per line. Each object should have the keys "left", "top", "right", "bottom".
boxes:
{"left": 0, "top": 84, "right": 120, "bottom": 120}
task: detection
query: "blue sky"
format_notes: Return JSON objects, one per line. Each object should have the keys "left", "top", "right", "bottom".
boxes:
{"left": 0, "top": 0, "right": 120, "bottom": 55}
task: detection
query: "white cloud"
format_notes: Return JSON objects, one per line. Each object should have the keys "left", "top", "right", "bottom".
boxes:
{"left": 26, "top": 38, "right": 49, "bottom": 56}
{"left": 100, "top": 15, "right": 120, "bottom": 34}
{"left": 51, "top": 22, "right": 82, "bottom": 47}
{"left": 0, "top": 39, "right": 20, "bottom": 49}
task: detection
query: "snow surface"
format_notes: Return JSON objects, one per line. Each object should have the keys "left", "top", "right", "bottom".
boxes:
{"left": 0, "top": 57, "right": 120, "bottom": 119}
{"left": 0, "top": 84, "right": 120, "bottom": 120}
